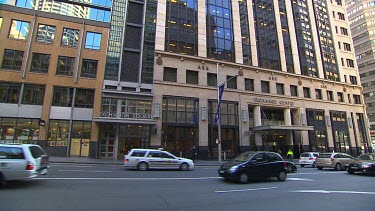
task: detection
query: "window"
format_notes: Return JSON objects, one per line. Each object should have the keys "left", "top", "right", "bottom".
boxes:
{"left": 85, "top": 32, "right": 101, "bottom": 50}
{"left": 341, "top": 58, "right": 345, "bottom": 66}
{"left": 1, "top": 49, "right": 24, "bottom": 70}
{"left": 207, "top": 73, "right": 217, "bottom": 87}
{"left": 349, "top": 76, "right": 357, "bottom": 85}
{"left": 338, "top": 12, "right": 345, "bottom": 20}
{"left": 290, "top": 85, "right": 298, "bottom": 97}
{"left": 261, "top": 81, "right": 270, "bottom": 93}
{"left": 75, "top": 89, "right": 94, "bottom": 108}
{"left": 61, "top": 28, "right": 79, "bottom": 47}
{"left": 186, "top": 70, "right": 198, "bottom": 85}
{"left": 245, "top": 78, "right": 254, "bottom": 91}
{"left": 30, "top": 53, "right": 50, "bottom": 73}
{"left": 353, "top": 95, "right": 361, "bottom": 104}
{"left": 315, "top": 89, "right": 322, "bottom": 100}
{"left": 22, "top": 84, "right": 45, "bottom": 105}
{"left": 163, "top": 67, "right": 177, "bottom": 82}
{"left": 0, "top": 147, "right": 24, "bottom": 159}
{"left": 346, "top": 59, "right": 354, "bottom": 67}
{"left": 52, "top": 87, "right": 74, "bottom": 107}
{"left": 327, "top": 91, "right": 334, "bottom": 101}
{"left": 56, "top": 56, "right": 75, "bottom": 76}
{"left": 337, "top": 92, "right": 344, "bottom": 102}
{"left": 0, "top": 82, "right": 21, "bottom": 103}
{"left": 336, "top": 0, "right": 342, "bottom": 6}
{"left": 81, "top": 59, "right": 98, "bottom": 78}
{"left": 348, "top": 94, "right": 352, "bottom": 103}
{"left": 9, "top": 20, "right": 29, "bottom": 40}
{"left": 340, "top": 27, "right": 348, "bottom": 35}
{"left": 343, "top": 43, "right": 351, "bottom": 51}
{"left": 227, "top": 75, "right": 237, "bottom": 89}
{"left": 36, "top": 24, "right": 56, "bottom": 44}
{"left": 303, "top": 87, "right": 311, "bottom": 98}
{"left": 47, "top": 119, "right": 70, "bottom": 146}
{"left": 276, "top": 83, "right": 284, "bottom": 95}
{"left": 338, "top": 42, "right": 341, "bottom": 49}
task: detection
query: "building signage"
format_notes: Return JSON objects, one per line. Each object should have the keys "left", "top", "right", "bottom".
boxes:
{"left": 253, "top": 98, "right": 294, "bottom": 106}
{"left": 198, "top": 65, "right": 209, "bottom": 70}
{"left": 100, "top": 112, "right": 152, "bottom": 119}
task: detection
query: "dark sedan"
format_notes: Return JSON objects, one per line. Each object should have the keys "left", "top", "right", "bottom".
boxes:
{"left": 218, "top": 151, "right": 287, "bottom": 184}
{"left": 346, "top": 153, "right": 375, "bottom": 174}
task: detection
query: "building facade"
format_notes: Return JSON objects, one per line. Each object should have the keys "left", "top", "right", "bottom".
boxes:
{"left": 346, "top": 0, "right": 375, "bottom": 151}
{"left": 0, "top": 0, "right": 371, "bottom": 159}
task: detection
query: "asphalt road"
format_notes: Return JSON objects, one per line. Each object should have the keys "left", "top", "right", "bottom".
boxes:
{"left": 1, "top": 164, "right": 374, "bottom": 211}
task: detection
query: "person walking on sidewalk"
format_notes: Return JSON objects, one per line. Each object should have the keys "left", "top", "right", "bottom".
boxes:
{"left": 287, "top": 149, "right": 294, "bottom": 162}
{"left": 191, "top": 145, "right": 197, "bottom": 162}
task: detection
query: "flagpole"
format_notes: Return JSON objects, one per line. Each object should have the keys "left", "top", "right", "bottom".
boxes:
{"left": 217, "top": 63, "right": 222, "bottom": 164}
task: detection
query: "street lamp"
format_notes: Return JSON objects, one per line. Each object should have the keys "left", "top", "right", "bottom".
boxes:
{"left": 216, "top": 63, "right": 243, "bottom": 164}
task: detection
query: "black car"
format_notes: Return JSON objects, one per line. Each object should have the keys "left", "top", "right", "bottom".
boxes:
{"left": 218, "top": 151, "right": 288, "bottom": 184}
{"left": 286, "top": 161, "right": 298, "bottom": 173}
{"left": 346, "top": 153, "right": 375, "bottom": 174}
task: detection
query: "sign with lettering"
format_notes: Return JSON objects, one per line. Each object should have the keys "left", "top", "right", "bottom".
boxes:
{"left": 253, "top": 98, "right": 294, "bottom": 106}
{"left": 198, "top": 65, "right": 209, "bottom": 70}
{"left": 100, "top": 112, "right": 152, "bottom": 119}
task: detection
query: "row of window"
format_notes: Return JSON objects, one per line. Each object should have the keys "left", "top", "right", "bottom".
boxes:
{"left": 1, "top": 49, "right": 99, "bottom": 78}
{"left": 6, "top": 20, "right": 102, "bottom": 50}
{"left": 162, "top": 67, "right": 362, "bottom": 104}
{"left": 0, "top": 82, "right": 94, "bottom": 108}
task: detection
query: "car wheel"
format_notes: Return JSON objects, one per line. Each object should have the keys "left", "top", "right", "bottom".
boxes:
{"left": 317, "top": 167, "right": 323, "bottom": 170}
{"left": 300, "top": 164, "right": 305, "bottom": 168}
{"left": 180, "top": 163, "right": 189, "bottom": 171}
{"left": 334, "top": 163, "right": 342, "bottom": 171}
{"left": 347, "top": 169, "right": 355, "bottom": 174}
{"left": 277, "top": 171, "right": 287, "bottom": 181}
{"left": 238, "top": 172, "right": 249, "bottom": 184}
{"left": 287, "top": 164, "right": 293, "bottom": 173}
{"left": 138, "top": 162, "right": 148, "bottom": 171}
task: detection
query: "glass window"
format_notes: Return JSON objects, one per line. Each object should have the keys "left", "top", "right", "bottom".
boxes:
{"left": 186, "top": 70, "right": 198, "bottom": 85}
{"left": 163, "top": 67, "right": 177, "bottom": 82}
{"left": 276, "top": 83, "right": 284, "bottom": 95}
{"left": 61, "top": 28, "right": 79, "bottom": 47}
{"left": 22, "top": 84, "right": 45, "bottom": 105}
{"left": 52, "top": 87, "right": 74, "bottom": 107}
{"left": 9, "top": 20, "right": 29, "bottom": 40}
{"left": 227, "top": 75, "right": 237, "bottom": 89}
{"left": 85, "top": 32, "right": 101, "bottom": 50}
{"left": 245, "top": 78, "right": 254, "bottom": 91}
{"left": 0, "top": 82, "right": 21, "bottom": 104}
{"left": 290, "top": 85, "right": 298, "bottom": 97}
{"left": 81, "top": 59, "right": 98, "bottom": 78}
{"left": 1, "top": 49, "right": 24, "bottom": 71}
{"left": 100, "top": 98, "right": 118, "bottom": 117}
{"left": 261, "top": 81, "right": 270, "bottom": 93}
{"left": 75, "top": 89, "right": 94, "bottom": 108}
{"left": 47, "top": 120, "right": 70, "bottom": 146}
{"left": 36, "top": 24, "right": 56, "bottom": 44}
{"left": 327, "top": 91, "right": 334, "bottom": 101}
{"left": 315, "top": 89, "right": 322, "bottom": 100}
{"left": 353, "top": 95, "right": 361, "bottom": 104}
{"left": 337, "top": 92, "right": 344, "bottom": 102}
{"left": 56, "top": 56, "right": 75, "bottom": 76}
{"left": 207, "top": 73, "right": 217, "bottom": 87}
{"left": 0, "top": 147, "right": 24, "bottom": 159}
{"left": 303, "top": 87, "right": 310, "bottom": 98}
{"left": 30, "top": 53, "right": 50, "bottom": 73}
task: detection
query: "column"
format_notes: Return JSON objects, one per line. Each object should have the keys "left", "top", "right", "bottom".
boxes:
{"left": 198, "top": 0, "right": 207, "bottom": 57}
{"left": 254, "top": 106, "right": 262, "bottom": 150}
{"left": 285, "top": 0, "right": 301, "bottom": 74}
{"left": 284, "top": 108, "right": 293, "bottom": 146}
{"left": 247, "top": 0, "right": 258, "bottom": 66}
{"left": 155, "top": 0, "right": 167, "bottom": 51}
{"left": 273, "top": 0, "right": 287, "bottom": 72}
{"left": 231, "top": 0, "right": 243, "bottom": 64}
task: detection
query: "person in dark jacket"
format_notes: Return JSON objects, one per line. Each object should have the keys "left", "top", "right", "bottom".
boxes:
{"left": 191, "top": 145, "right": 197, "bottom": 162}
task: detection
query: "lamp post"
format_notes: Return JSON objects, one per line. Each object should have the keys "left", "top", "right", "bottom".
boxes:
{"left": 216, "top": 63, "right": 243, "bottom": 164}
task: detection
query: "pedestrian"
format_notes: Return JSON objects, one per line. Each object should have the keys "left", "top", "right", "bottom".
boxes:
{"left": 191, "top": 145, "right": 197, "bottom": 162}
{"left": 287, "top": 149, "right": 294, "bottom": 162}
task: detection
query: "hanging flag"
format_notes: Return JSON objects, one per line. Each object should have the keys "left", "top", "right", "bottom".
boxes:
{"left": 214, "top": 84, "right": 225, "bottom": 125}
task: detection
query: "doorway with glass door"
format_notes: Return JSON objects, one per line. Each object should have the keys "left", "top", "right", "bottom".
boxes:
{"left": 117, "top": 124, "right": 151, "bottom": 160}
{"left": 99, "top": 124, "right": 116, "bottom": 158}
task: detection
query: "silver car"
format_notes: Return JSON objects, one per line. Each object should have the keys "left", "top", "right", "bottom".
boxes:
{"left": 0, "top": 144, "right": 49, "bottom": 185}
{"left": 315, "top": 152, "right": 354, "bottom": 171}
{"left": 299, "top": 152, "right": 319, "bottom": 167}
{"left": 124, "top": 149, "right": 194, "bottom": 171}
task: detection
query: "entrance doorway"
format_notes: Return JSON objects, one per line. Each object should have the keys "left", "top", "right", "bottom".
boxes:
{"left": 161, "top": 126, "right": 197, "bottom": 158}
{"left": 262, "top": 131, "right": 287, "bottom": 153}
{"left": 100, "top": 126, "right": 116, "bottom": 158}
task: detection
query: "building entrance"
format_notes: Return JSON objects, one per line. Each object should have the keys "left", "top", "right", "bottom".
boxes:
{"left": 262, "top": 131, "right": 287, "bottom": 154}
{"left": 99, "top": 125, "right": 116, "bottom": 158}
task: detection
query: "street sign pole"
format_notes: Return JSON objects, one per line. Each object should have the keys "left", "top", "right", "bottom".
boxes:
{"left": 217, "top": 63, "right": 222, "bottom": 164}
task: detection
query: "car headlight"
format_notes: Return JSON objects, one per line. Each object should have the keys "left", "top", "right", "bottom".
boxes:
{"left": 362, "top": 163, "right": 371, "bottom": 168}
{"left": 229, "top": 166, "right": 238, "bottom": 173}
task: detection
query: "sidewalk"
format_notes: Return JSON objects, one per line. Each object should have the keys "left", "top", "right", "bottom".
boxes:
{"left": 49, "top": 156, "right": 301, "bottom": 167}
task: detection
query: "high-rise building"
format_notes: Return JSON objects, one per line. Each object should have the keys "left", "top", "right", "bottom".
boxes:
{"left": 346, "top": 0, "right": 375, "bottom": 153}
{"left": 0, "top": 0, "right": 371, "bottom": 159}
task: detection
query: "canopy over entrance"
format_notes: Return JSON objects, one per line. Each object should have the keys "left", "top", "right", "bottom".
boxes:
{"left": 250, "top": 125, "right": 314, "bottom": 131}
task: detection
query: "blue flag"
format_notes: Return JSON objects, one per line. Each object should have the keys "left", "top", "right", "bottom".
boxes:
{"left": 214, "top": 84, "right": 225, "bottom": 125}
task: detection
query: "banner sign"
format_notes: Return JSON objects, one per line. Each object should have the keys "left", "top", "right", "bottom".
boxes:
{"left": 214, "top": 84, "right": 225, "bottom": 125}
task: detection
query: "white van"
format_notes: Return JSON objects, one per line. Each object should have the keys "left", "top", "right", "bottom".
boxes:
{"left": 0, "top": 144, "right": 49, "bottom": 185}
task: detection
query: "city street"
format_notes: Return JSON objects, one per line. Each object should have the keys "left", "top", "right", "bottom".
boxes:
{"left": 1, "top": 163, "right": 374, "bottom": 211}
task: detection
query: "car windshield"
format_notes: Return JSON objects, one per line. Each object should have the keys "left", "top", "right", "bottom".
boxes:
{"left": 318, "top": 153, "right": 332, "bottom": 158}
{"left": 232, "top": 152, "right": 255, "bottom": 162}
{"left": 358, "top": 154, "right": 374, "bottom": 160}
{"left": 300, "top": 153, "right": 310, "bottom": 157}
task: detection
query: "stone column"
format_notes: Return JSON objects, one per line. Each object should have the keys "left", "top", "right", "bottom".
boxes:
{"left": 284, "top": 108, "right": 293, "bottom": 146}
{"left": 198, "top": 0, "right": 207, "bottom": 57}
{"left": 155, "top": 0, "right": 167, "bottom": 51}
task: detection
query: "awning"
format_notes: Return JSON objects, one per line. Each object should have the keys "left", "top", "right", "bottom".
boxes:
{"left": 250, "top": 125, "right": 314, "bottom": 131}
{"left": 93, "top": 117, "right": 157, "bottom": 125}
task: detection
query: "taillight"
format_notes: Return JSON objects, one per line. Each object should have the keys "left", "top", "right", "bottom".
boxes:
{"left": 26, "top": 162, "right": 34, "bottom": 170}
{"left": 283, "top": 161, "right": 287, "bottom": 167}
{"left": 124, "top": 159, "right": 129, "bottom": 163}
{"left": 309, "top": 158, "right": 314, "bottom": 160}
{"left": 330, "top": 158, "right": 334, "bottom": 162}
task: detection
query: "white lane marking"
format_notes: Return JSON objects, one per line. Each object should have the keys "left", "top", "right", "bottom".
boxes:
{"left": 35, "top": 177, "right": 221, "bottom": 180}
{"left": 292, "top": 172, "right": 346, "bottom": 175}
{"left": 90, "top": 171, "right": 113, "bottom": 173}
{"left": 215, "top": 187, "right": 277, "bottom": 193}
{"left": 290, "top": 190, "right": 375, "bottom": 195}
{"left": 58, "top": 170, "right": 85, "bottom": 172}
{"left": 50, "top": 165, "right": 93, "bottom": 168}
{"left": 287, "top": 178, "right": 314, "bottom": 181}
{"left": 58, "top": 170, "right": 113, "bottom": 173}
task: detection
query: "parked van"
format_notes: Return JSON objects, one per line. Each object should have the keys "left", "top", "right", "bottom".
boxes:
{"left": 0, "top": 144, "right": 49, "bottom": 185}
{"left": 315, "top": 152, "right": 354, "bottom": 171}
